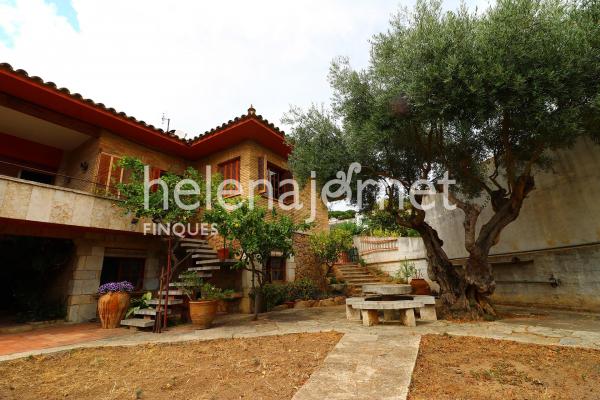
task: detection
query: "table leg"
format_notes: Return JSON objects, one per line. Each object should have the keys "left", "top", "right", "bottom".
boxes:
{"left": 419, "top": 305, "right": 437, "bottom": 321}
{"left": 399, "top": 308, "right": 416, "bottom": 327}
{"left": 346, "top": 304, "right": 362, "bottom": 321}
{"left": 362, "top": 310, "right": 379, "bottom": 326}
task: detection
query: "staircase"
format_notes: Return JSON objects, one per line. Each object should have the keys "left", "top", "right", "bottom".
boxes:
{"left": 121, "top": 237, "right": 236, "bottom": 329}
{"left": 334, "top": 263, "right": 382, "bottom": 295}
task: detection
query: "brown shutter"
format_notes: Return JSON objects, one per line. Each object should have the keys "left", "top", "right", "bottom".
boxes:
{"left": 257, "top": 155, "right": 266, "bottom": 193}
{"left": 95, "top": 153, "right": 112, "bottom": 194}
{"left": 282, "top": 170, "right": 294, "bottom": 205}
{"left": 108, "top": 156, "right": 123, "bottom": 196}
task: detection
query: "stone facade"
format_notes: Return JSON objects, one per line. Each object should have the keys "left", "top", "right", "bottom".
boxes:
{"left": 291, "top": 232, "right": 328, "bottom": 291}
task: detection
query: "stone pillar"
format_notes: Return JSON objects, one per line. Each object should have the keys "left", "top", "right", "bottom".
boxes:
{"left": 143, "top": 254, "right": 160, "bottom": 291}
{"left": 66, "top": 240, "right": 104, "bottom": 322}
{"left": 362, "top": 310, "right": 379, "bottom": 326}
{"left": 286, "top": 255, "right": 296, "bottom": 282}
{"left": 239, "top": 268, "right": 254, "bottom": 314}
{"left": 419, "top": 305, "right": 437, "bottom": 321}
{"left": 398, "top": 309, "right": 416, "bottom": 327}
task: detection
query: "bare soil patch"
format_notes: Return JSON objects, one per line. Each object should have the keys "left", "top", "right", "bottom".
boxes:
{"left": 408, "top": 334, "right": 600, "bottom": 400}
{"left": 0, "top": 332, "right": 342, "bottom": 400}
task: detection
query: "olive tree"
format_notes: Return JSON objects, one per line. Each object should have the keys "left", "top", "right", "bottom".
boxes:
{"left": 286, "top": 0, "right": 599, "bottom": 318}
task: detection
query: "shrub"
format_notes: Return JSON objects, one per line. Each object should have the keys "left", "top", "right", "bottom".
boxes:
{"left": 289, "top": 278, "right": 319, "bottom": 301}
{"left": 259, "top": 283, "right": 291, "bottom": 311}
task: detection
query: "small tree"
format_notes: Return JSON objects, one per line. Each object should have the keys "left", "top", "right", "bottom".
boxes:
{"left": 309, "top": 229, "right": 354, "bottom": 276}
{"left": 113, "top": 157, "right": 220, "bottom": 330}
{"left": 204, "top": 198, "right": 310, "bottom": 320}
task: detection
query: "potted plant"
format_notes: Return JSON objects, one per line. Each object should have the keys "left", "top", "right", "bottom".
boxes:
{"left": 393, "top": 260, "right": 417, "bottom": 284}
{"left": 409, "top": 269, "right": 431, "bottom": 295}
{"left": 97, "top": 281, "right": 134, "bottom": 329}
{"left": 179, "top": 271, "right": 229, "bottom": 329}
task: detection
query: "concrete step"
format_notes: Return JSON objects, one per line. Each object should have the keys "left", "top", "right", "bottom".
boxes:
{"left": 147, "top": 298, "right": 183, "bottom": 305}
{"left": 170, "top": 277, "right": 211, "bottom": 287}
{"left": 187, "top": 248, "right": 217, "bottom": 254}
{"left": 120, "top": 319, "right": 155, "bottom": 328}
{"left": 339, "top": 272, "right": 372, "bottom": 276}
{"left": 192, "top": 253, "right": 217, "bottom": 260}
{"left": 158, "top": 289, "right": 185, "bottom": 296}
{"left": 134, "top": 308, "right": 173, "bottom": 316}
{"left": 181, "top": 242, "right": 209, "bottom": 248}
{"left": 194, "top": 258, "right": 239, "bottom": 265}
{"left": 180, "top": 238, "right": 208, "bottom": 244}
{"left": 344, "top": 279, "right": 381, "bottom": 284}
{"left": 184, "top": 244, "right": 213, "bottom": 250}
{"left": 187, "top": 266, "right": 221, "bottom": 272}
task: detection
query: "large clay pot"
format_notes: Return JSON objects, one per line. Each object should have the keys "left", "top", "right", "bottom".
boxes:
{"left": 189, "top": 300, "right": 218, "bottom": 329}
{"left": 98, "top": 292, "right": 130, "bottom": 329}
{"left": 410, "top": 278, "right": 431, "bottom": 295}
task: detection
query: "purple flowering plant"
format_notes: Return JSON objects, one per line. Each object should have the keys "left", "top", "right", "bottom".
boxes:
{"left": 98, "top": 281, "right": 135, "bottom": 294}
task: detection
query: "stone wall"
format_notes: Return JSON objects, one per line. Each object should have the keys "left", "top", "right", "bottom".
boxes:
{"left": 66, "top": 234, "right": 163, "bottom": 322}
{"left": 422, "top": 137, "right": 600, "bottom": 311}
{"left": 0, "top": 176, "right": 147, "bottom": 233}
{"left": 291, "top": 232, "right": 327, "bottom": 290}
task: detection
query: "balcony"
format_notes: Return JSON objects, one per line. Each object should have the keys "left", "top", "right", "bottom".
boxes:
{"left": 0, "top": 161, "right": 143, "bottom": 234}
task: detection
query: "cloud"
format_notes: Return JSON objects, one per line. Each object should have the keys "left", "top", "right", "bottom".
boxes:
{"left": 0, "top": 0, "right": 487, "bottom": 137}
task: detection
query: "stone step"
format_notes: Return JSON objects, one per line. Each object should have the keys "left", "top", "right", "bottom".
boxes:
{"left": 170, "top": 277, "right": 211, "bottom": 287}
{"left": 180, "top": 242, "right": 209, "bottom": 248}
{"left": 120, "top": 319, "right": 155, "bottom": 328}
{"left": 339, "top": 272, "right": 372, "bottom": 276}
{"left": 187, "top": 266, "right": 221, "bottom": 272}
{"left": 134, "top": 308, "right": 173, "bottom": 316}
{"left": 147, "top": 298, "right": 183, "bottom": 305}
{"left": 192, "top": 253, "right": 217, "bottom": 260}
{"left": 187, "top": 248, "right": 217, "bottom": 254}
{"left": 344, "top": 279, "right": 381, "bottom": 284}
{"left": 184, "top": 244, "right": 213, "bottom": 250}
{"left": 180, "top": 238, "right": 208, "bottom": 244}
{"left": 159, "top": 289, "right": 185, "bottom": 296}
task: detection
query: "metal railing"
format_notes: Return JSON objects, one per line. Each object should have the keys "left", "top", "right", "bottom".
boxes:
{"left": 0, "top": 159, "right": 119, "bottom": 198}
{"left": 354, "top": 236, "right": 399, "bottom": 255}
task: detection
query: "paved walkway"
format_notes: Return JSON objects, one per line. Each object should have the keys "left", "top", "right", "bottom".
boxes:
{"left": 1, "top": 305, "right": 599, "bottom": 399}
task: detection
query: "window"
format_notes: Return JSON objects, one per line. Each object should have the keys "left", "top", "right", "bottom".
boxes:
{"left": 100, "top": 257, "right": 145, "bottom": 290}
{"left": 95, "top": 153, "right": 123, "bottom": 196}
{"left": 266, "top": 162, "right": 294, "bottom": 204}
{"left": 266, "top": 257, "right": 286, "bottom": 282}
{"left": 218, "top": 157, "right": 241, "bottom": 192}
{"left": 95, "top": 152, "right": 163, "bottom": 196}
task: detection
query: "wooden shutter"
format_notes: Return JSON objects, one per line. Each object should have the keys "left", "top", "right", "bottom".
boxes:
{"left": 149, "top": 167, "right": 162, "bottom": 192}
{"left": 257, "top": 155, "right": 266, "bottom": 193}
{"left": 108, "top": 156, "right": 123, "bottom": 196}
{"left": 95, "top": 153, "right": 112, "bottom": 194}
{"left": 281, "top": 170, "right": 294, "bottom": 205}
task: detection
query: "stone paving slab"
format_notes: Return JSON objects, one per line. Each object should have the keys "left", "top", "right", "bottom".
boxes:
{"left": 2, "top": 305, "right": 600, "bottom": 400}
{"left": 292, "top": 333, "right": 421, "bottom": 400}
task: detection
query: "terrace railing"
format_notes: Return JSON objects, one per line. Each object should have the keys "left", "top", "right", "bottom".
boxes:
{"left": 0, "top": 159, "right": 120, "bottom": 199}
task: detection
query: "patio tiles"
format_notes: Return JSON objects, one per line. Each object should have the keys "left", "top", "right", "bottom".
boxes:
{"left": 0, "top": 323, "right": 133, "bottom": 356}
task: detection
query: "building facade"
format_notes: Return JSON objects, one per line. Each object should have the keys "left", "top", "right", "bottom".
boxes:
{"left": 0, "top": 63, "right": 328, "bottom": 323}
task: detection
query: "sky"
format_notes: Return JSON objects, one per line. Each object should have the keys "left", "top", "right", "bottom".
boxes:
{"left": 0, "top": 0, "right": 490, "bottom": 138}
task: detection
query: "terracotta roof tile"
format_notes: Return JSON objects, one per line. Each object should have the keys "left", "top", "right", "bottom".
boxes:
{"left": 0, "top": 62, "right": 285, "bottom": 145}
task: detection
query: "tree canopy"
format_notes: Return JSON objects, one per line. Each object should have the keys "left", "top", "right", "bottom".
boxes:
{"left": 285, "top": 0, "right": 600, "bottom": 318}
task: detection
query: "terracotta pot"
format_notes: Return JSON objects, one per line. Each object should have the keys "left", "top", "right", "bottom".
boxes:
{"left": 410, "top": 278, "right": 431, "bottom": 295}
{"left": 217, "top": 248, "right": 230, "bottom": 261}
{"left": 98, "top": 292, "right": 130, "bottom": 329}
{"left": 284, "top": 301, "right": 295, "bottom": 309}
{"left": 189, "top": 300, "right": 218, "bottom": 329}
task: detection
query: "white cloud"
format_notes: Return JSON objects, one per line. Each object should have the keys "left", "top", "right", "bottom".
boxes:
{"left": 0, "top": 0, "right": 487, "bottom": 136}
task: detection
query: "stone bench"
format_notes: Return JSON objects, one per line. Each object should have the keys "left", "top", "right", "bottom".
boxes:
{"left": 345, "top": 295, "right": 438, "bottom": 326}
{"left": 353, "top": 300, "right": 424, "bottom": 327}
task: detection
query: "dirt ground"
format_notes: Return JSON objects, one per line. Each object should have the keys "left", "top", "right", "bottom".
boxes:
{"left": 408, "top": 334, "right": 600, "bottom": 400}
{"left": 0, "top": 332, "right": 342, "bottom": 400}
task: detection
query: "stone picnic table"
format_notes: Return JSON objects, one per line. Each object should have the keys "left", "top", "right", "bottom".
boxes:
{"left": 345, "top": 284, "right": 437, "bottom": 327}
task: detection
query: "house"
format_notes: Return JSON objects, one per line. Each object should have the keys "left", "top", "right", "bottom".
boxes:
{"left": 0, "top": 62, "right": 328, "bottom": 324}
